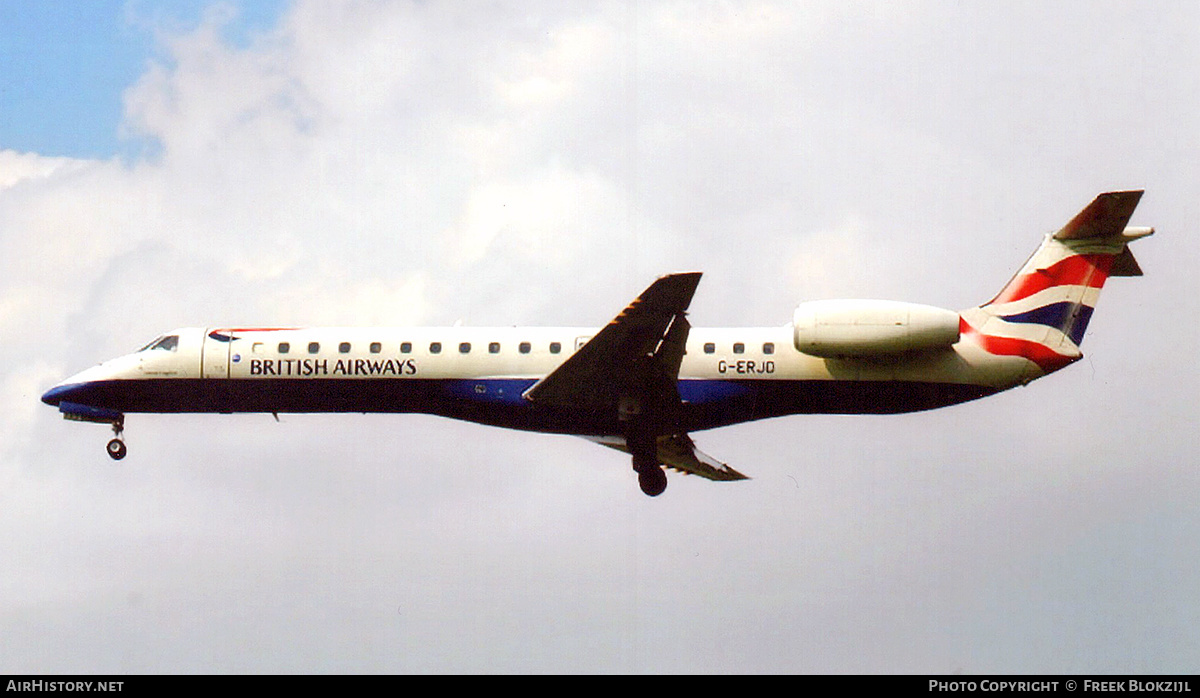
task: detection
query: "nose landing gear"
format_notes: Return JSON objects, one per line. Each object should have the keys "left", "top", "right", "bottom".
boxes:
{"left": 54, "top": 402, "right": 128, "bottom": 461}
{"left": 106, "top": 438, "right": 127, "bottom": 460}
{"left": 106, "top": 421, "right": 126, "bottom": 461}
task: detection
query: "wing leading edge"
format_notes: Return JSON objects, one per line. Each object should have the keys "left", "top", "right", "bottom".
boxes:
{"left": 522, "top": 272, "right": 702, "bottom": 409}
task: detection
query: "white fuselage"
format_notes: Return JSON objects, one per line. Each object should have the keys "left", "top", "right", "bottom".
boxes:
{"left": 44, "top": 322, "right": 1027, "bottom": 436}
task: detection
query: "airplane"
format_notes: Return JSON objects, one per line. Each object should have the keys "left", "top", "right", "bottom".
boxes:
{"left": 42, "top": 190, "right": 1153, "bottom": 496}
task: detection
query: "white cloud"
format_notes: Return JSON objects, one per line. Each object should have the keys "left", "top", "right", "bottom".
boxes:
{"left": 0, "top": 150, "right": 90, "bottom": 190}
{"left": 445, "top": 168, "right": 626, "bottom": 267}
{"left": 3, "top": 0, "right": 1197, "bottom": 673}
{"left": 0, "top": 360, "right": 63, "bottom": 471}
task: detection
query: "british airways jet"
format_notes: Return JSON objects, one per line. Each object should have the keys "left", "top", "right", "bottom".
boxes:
{"left": 42, "top": 191, "right": 1153, "bottom": 496}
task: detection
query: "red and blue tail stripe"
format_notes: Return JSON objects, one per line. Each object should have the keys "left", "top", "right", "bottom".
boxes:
{"left": 962, "top": 245, "right": 1113, "bottom": 373}
{"left": 960, "top": 190, "right": 1150, "bottom": 376}
{"left": 983, "top": 252, "right": 1114, "bottom": 349}
{"left": 987, "top": 253, "right": 1113, "bottom": 306}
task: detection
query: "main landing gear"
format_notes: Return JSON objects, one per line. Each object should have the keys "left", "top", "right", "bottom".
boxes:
{"left": 106, "top": 421, "right": 127, "bottom": 461}
{"left": 635, "top": 460, "right": 668, "bottom": 497}
{"left": 628, "top": 430, "right": 668, "bottom": 497}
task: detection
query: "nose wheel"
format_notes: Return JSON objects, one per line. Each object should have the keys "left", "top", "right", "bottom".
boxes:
{"left": 106, "top": 422, "right": 127, "bottom": 461}
{"left": 106, "top": 439, "right": 127, "bottom": 460}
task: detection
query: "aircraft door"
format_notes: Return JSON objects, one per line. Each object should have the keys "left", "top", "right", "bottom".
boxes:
{"left": 201, "top": 329, "right": 232, "bottom": 379}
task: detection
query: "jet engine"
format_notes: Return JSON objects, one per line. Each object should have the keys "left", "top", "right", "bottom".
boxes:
{"left": 793, "top": 299, "right": 961, "bottom": 359}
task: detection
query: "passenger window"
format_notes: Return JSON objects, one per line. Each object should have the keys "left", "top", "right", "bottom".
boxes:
{"left": 339, "top": 342, "right": 351, "bottom": 354}
{"left": 549, "top": 342, "right": 561, "bottom": 354}
{"left": 401, "top": 342, "right": 412, "bottom": 354}
{"left": 704, "top": 342, "right": 715, "bottom": 354}
{"left": 279, "top": 342, "right": 290, "bottom": 354}
{"left": 308, "top": 342, "right": 320, "bottom": 354}
{"left": 252, "top": 342, "right": 264, "bottom": 354}
{"left": 733, "top": 342, "right": 745, "bottom": 354}
{"left": 430, "top": 342, "right": 442, "bottom": 354}
{"left": 489, "top": 342, "right": 500, "bottom": 354}
{"left": 459, "top": 342, "right": 471, "bottom": 354}
{"left": 763, "top": 342, "right": 774, "bottom": 355}
{"left": 519, "top": 342, "right": 531, "bottom": 354}
{"left": 370, "top": 342, "right": 382, "bottom": 354}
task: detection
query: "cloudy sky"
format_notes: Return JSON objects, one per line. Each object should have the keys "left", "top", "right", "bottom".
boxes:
{"left": 2, "top": 0, "right": 1197, "bottom": 673}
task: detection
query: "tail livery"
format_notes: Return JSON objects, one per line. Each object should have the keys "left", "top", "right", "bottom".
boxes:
{"left": 961, "top": 190, "right": 1153, "bottom": 376}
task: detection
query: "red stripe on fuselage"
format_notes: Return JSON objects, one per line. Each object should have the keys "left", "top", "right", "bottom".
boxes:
{"left": 212, "top": 327, "right": 300, "bottom": 333}
{"left": 959, "top": 316, "right": 1078, "bottom": 373}
{"left": 988, "top": 254, "right": 1113, "bottom": 305}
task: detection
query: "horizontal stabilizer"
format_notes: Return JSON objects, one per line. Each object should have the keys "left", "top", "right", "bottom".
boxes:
{"left": 1109, "top": 246, "right": 1144, "bottom": 277}
{"left": 1055, "top": 190, "right": 1143, "bottom": 240}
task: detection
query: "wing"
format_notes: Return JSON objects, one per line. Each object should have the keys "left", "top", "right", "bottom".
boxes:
{"left": 522, "top": 272, "right": 702, "bottom": 409}
{"left": 583, "top": 434, "right": 749, "bottom": 481}
{"left": 528, "top": 272, "right": 749, "bottom": 482}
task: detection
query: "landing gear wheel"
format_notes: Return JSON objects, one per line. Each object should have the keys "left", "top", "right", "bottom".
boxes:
{"left": 106, "top": 438, "right": 127, "bottom": 461}
{"left": 637, "top": 465, "right": 667, "bottom": 497}
{"left": 628, "top": 427, "right": 666, "bottom": 496}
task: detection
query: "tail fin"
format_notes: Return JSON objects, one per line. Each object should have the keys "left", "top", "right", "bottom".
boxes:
{"left": 961, "top": 191, "right": 1153, "bottom": 375}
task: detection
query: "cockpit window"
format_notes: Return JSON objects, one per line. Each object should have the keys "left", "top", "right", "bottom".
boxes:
{"left": 153, "top": 335, "right": 179, "bottom": 351}
{"left": 139, "top": 335, "right": 179, "bottom": 352}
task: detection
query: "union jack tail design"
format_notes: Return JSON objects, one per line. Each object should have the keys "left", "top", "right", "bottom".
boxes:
{"left": 960, "top": 191, "right": 1153, "bottom": 375}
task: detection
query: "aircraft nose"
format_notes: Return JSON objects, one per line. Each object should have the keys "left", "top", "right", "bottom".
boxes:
{"left": 41, "top": 383, "right": 76, "bottom": 407}
{"left": 42, "top": 359, "right": 135, "bottom": 411}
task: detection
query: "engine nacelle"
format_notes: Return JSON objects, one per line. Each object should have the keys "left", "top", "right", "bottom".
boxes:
{"left": 793, "top": 299, "right": 961, "bottom": 359}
